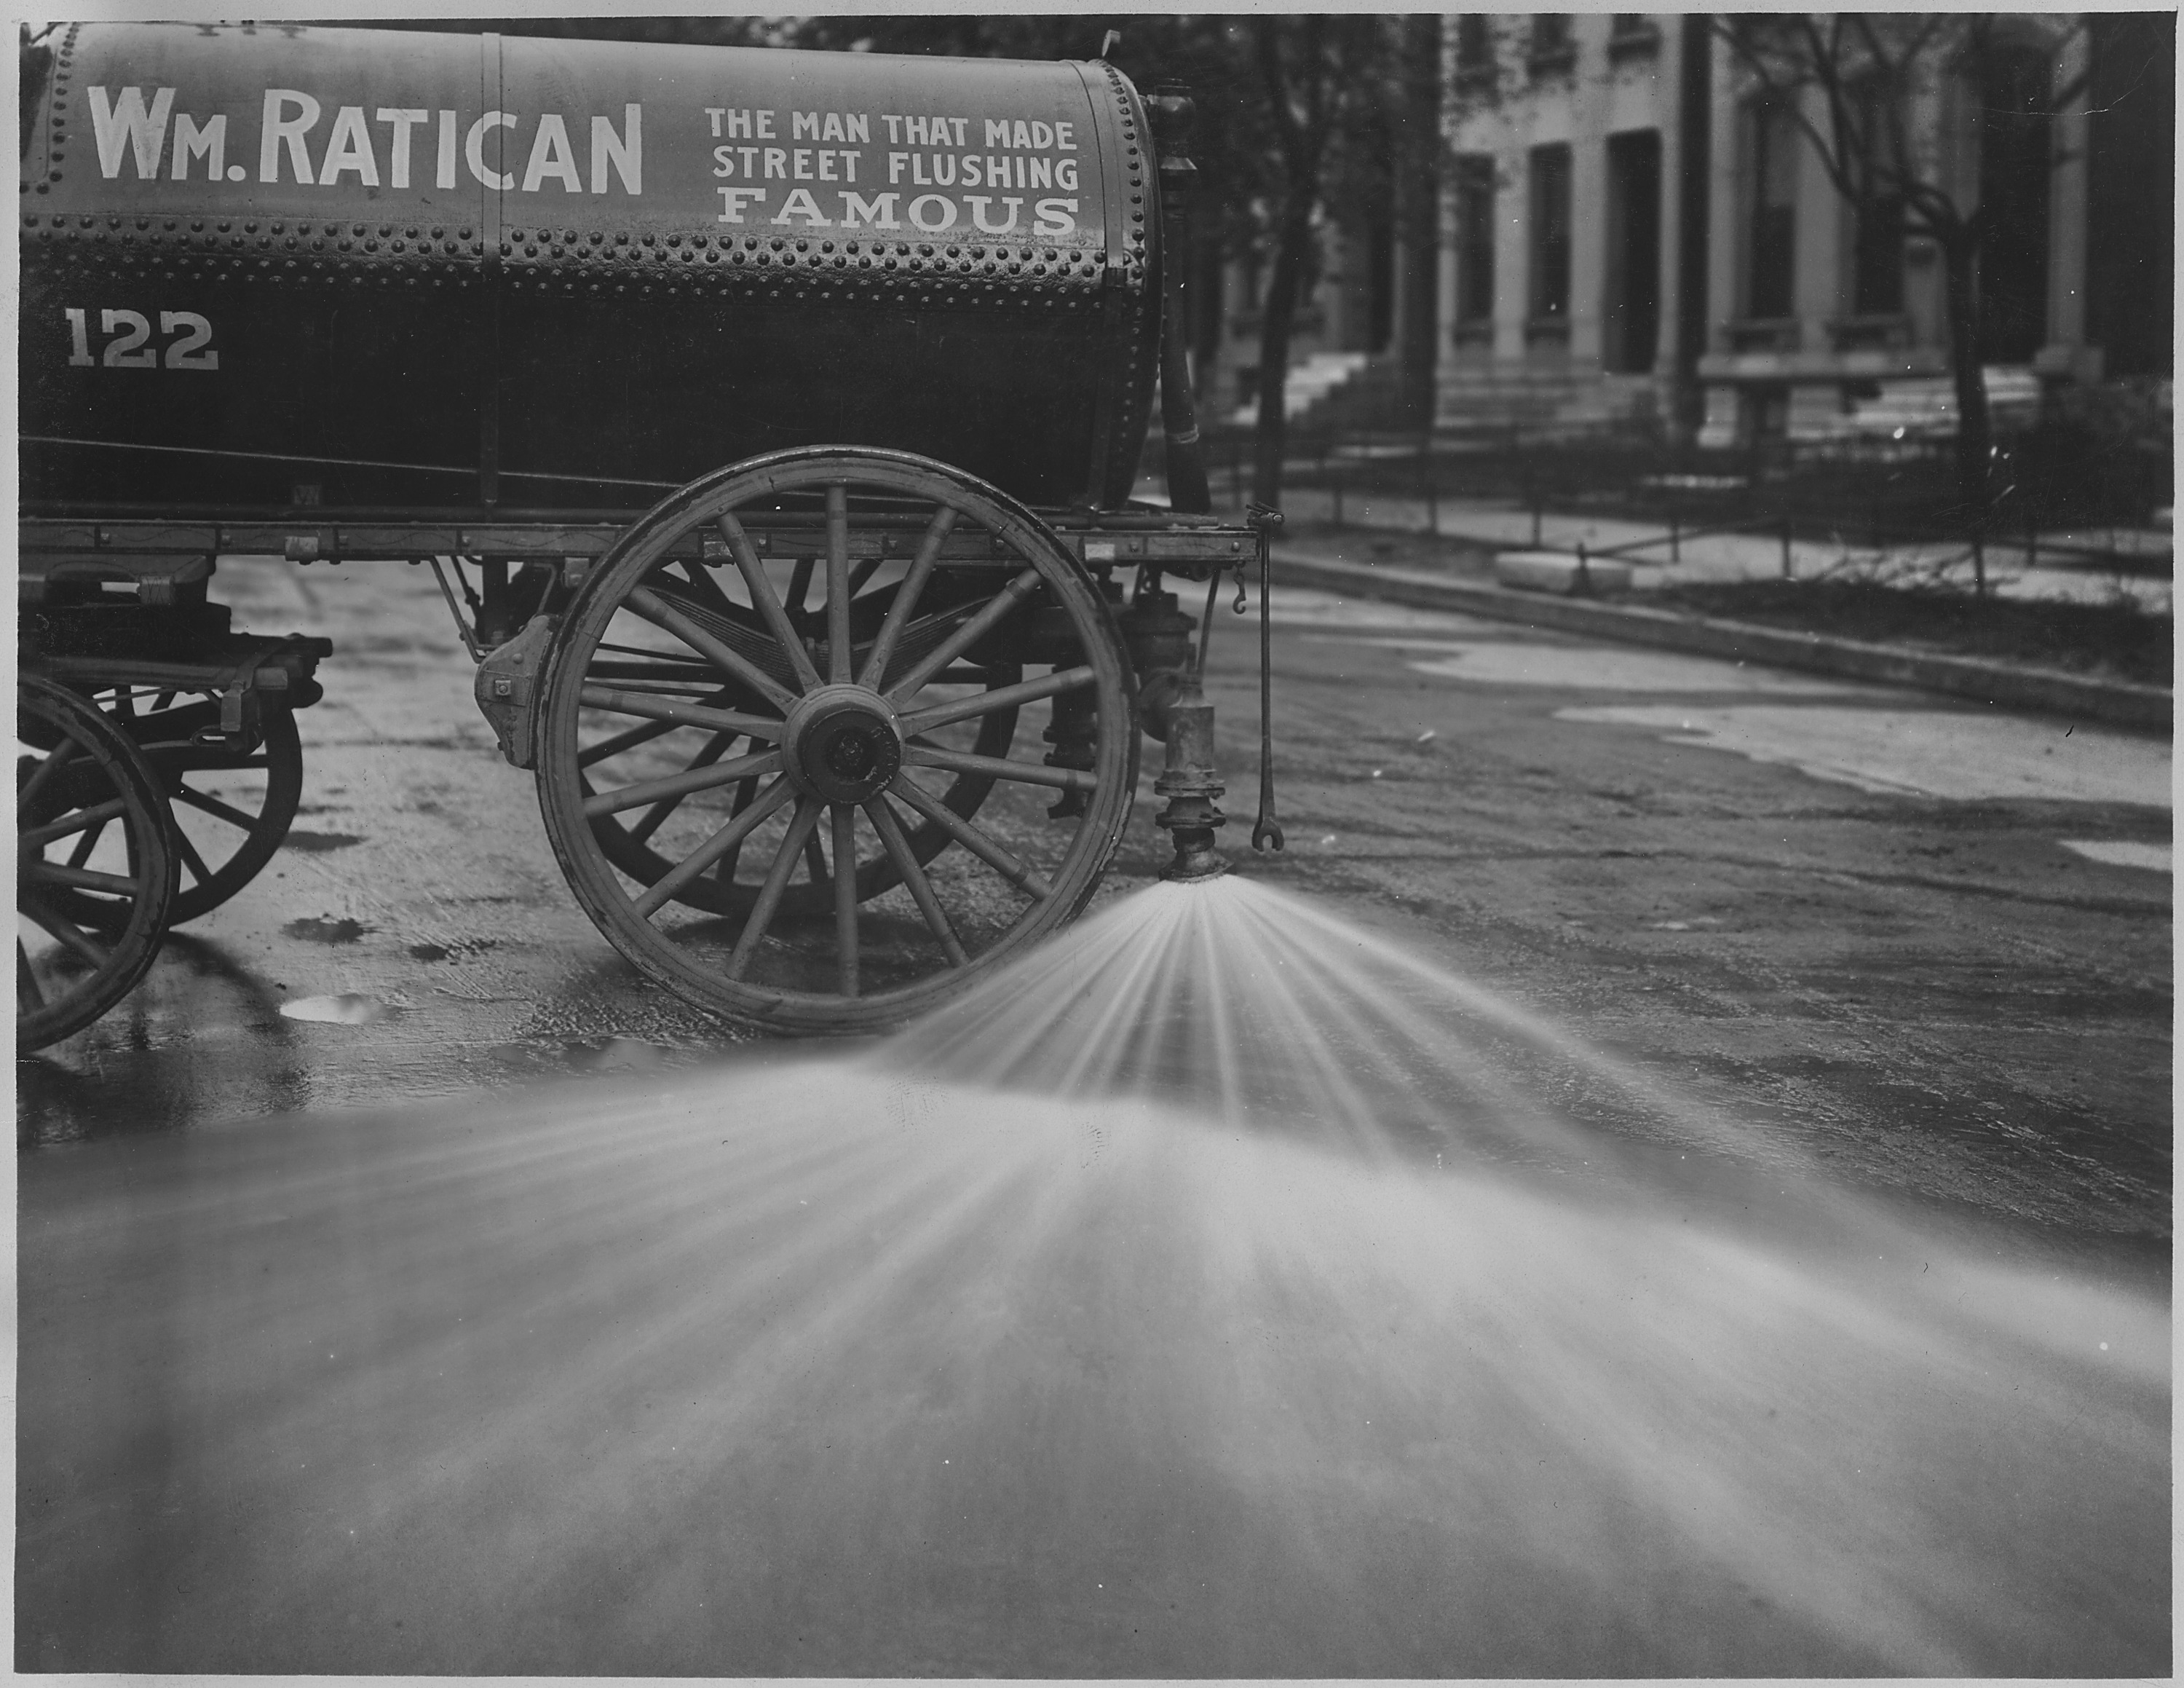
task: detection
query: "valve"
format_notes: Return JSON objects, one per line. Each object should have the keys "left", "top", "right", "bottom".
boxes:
{"left": 1117, "top": 586, "right": 1197, "bottom": 741}
{"left": 1152, "top": 671, "right": 1227, "bottom": 881}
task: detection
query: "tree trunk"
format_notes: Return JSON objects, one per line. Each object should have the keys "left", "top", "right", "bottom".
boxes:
{"left": 1939, "top": 230, "right": 1993, "bottom": 536}
{"left": 1251, "top": 192, "right": 1319, "bottom": 507}
{"left": 1393, "top": 12, "right": 1442, "bottom": 434}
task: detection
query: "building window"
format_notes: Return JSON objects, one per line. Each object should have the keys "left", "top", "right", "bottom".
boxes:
{"left": 1456, "top": 16, "right": 1496, "bottom": 90}
{"left": 1747, "top": 100, "right": 1799, "bottom": 319}
{"left": 1605, "top": 129, "right": 1662, "bottom": 371}
{"left": 1977, "top": 41, "right": 2054, "bottom": 363}
{"left": 1529, "top": 142, "right": 1572, "bottom": 320}
{"left": 1529, "top": 15, "right": 1576, "bottom": 76}
{"left": 1608, "top": 14, "right": 1660, "bottom": 58}
{"left": 1455, "top": 155, "right": 1497, "bottom": 332}
{"left": 1849, "top": 86, "right": 1904, "bottom": 315}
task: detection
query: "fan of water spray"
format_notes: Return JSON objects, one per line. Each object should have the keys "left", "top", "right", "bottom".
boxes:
{"left": 898, "top": 875, "right": 1814, "bottom": 1183}
{"left": 17, "top": 876, "right": 2169, "bottom": 1677}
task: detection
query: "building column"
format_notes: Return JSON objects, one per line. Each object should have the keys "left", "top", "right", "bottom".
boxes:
{"left": 1494, "top": 154, "right": 1529, "bottom": 363}
{"left": 1669, "top": 13, "right": 1712, "bottom": 438}
{"left": 1567, "top": 125, "right": 1609, "bottom": 368}
{"left": 2039, "top": 22, "right": 2097, "bottom": 382}
{"left": 1697, "top": 30, "right": 1744, "bottom": 447}
{"left": 1786, "top": 81, "right": 1845, "bottom": 436}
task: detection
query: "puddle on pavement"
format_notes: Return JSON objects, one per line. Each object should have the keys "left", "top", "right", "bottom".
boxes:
{"left": 278, "top": 993, "right": 393, "bottom": 1025}
{"left": 282, "top": 916, "right": 373, "bottom": 944}
{"left": 282, "top": 830, "right": 367, "bottom": 852}
{"left": 1557, "top": 704, "right": 2172, "bottom": 808}
{"left": 2060, "top": 840, "right": 2171, "bottom": 872}
{"left": 1266, "top": 588, "right": 1495, "bottom": 635}
{"left": 1383, "top": 641, "right": 1846, "bottom": 694}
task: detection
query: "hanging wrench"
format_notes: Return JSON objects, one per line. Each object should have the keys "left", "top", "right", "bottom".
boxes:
{"left": 1245, "top": 502, "right": 1284, "bottom": 854}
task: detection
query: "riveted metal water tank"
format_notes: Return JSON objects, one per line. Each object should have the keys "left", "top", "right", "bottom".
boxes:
{"left": 20, "top": 23, "right": 1162, "bottom": 514}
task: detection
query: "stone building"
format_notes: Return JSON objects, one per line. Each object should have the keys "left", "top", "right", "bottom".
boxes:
{"left": 1204, "top": 13, "right": 2172, "bottom": 449}
{"left": 1688, "top": 12, "right": 2173, "bottom": 448}
{"left": 1436, "top": 13, "right": 1705, "bottom": 433}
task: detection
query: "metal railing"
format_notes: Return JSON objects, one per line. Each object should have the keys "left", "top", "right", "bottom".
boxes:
{"left": 1184, "top": 417, "right": 2170, "bottom": 596}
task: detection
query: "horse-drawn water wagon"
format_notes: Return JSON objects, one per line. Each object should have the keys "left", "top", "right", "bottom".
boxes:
{"left": 18, "top": 22, "right": 1278, "bottom": 1048}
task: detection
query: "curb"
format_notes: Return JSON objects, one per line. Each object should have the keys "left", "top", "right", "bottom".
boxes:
{"left": 1273, "top": 550, "right": 2173, "bottom": 733}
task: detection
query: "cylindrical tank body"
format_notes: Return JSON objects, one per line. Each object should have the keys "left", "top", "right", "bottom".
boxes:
{"left": 20, "top": 23, "right": 1162, "bottom": 516}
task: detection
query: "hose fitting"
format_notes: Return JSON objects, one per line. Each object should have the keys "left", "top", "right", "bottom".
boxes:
{"left": 1153, "top": 671, "right": 1227, "bottom": 881}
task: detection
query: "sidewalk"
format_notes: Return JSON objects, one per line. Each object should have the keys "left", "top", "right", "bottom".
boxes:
{"left": 1265, "top": 541, "right": 2172, "bottom": 733}
{"left": 1219, "top": 482, "right": 2173, "bottom": 615}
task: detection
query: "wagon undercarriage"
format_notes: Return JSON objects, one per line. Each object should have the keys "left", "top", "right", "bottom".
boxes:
{"left": 19, "top": 449, "right": 1275, "bottom": 1046}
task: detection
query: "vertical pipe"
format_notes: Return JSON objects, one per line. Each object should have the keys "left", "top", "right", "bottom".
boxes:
{"left": 478, "top": 33, "right": 504, "bottom": 508}
{"left": 1152, "top": 88, "right": 1212, "bottom": 514}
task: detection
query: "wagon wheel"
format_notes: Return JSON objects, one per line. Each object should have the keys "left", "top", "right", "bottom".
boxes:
{"left": 536, "top": 446, "right": 1139, "bottom": 1033}
{"left": 17, "top": 674, "right": 178, "bottom": 1051}
{"left": 66, "top": 690, "right": 305, "bottom": 926}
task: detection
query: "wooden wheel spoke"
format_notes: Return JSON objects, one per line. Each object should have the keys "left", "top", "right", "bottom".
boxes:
{"left": 579, "top": 717, "right": 678, "bottom": 768}
{"left": 593, "top": 642, "right": 719, "bottom": 665}
{"left": 716, "top": 512, "right": 825, "bottom": 694}
{"left": 578, "top": 684, "right": 783, "bottom": 741}
{"left": 169, "top": 825, "right": 215, "bottom": 887}
{"left": 170, "top": 785, "right": 256, "bottom": 830}
{"left": 67, "top": 816, "right": 112, "bottom": 869}
{"left": 866, "top": 797, "right": 968, "bottom": 968}
{"left": 671, "top": 556, "right": 744, "bottom": 620}
{"left": 629, "top": 733, "right": 737, "bottom": 845}
{"left": 630, "top": 775, "right": 794, "bottom": 919}
{"left": 17, "top": 737, "right": 83, "bottom": 813}
{"left": 623, "top": 586, "right": 801, "bottom": 714}
{"left": 23, "top": 859, "right": 146, "bottom": 896}
{"left": 20, "top": 797, "right": 127, "bottom": 853}
{"left": 593, "top": 642, "right": 719, "bottom": 670}
{"left": 724, "top": 796, "right": 826, "bottom": 980}
{"left": 902, "top": 744, "right": 1096, "bottom": 794}
{"left": 580, "top": 669, "right": 731, "bottom": 697}
{"left": 582, "top": 746, "right": 781, "bottom": 820}
{"left": 824, "top": 484, "right": 853, "bottom": 685}
{"left": 858, "top": 504, "right": 957, "bottom": 687}
{"left": 19, "top": 891, "right": 115, "bottom": 967}
{"left": 831, "top": 802, "right": 860, "bottom": 996}
{"left": 715, "top": 776, "right": 762, "bottom": 883}
{"left": 18, "top": 939, "right": 45, "bottom": 1009}
{"left": 899, "top": 665, "right": 1096, "bottom": 735}
{"left": 887, "top": 773, "right": 1053, "bottom": 900}
{"left": 885, "top": 567, "right": 1044, "bottom": 703}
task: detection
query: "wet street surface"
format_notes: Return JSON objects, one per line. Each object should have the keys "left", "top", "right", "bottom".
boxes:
{"left": 17, "top": 557, "right": 2172, "bottom": 1675}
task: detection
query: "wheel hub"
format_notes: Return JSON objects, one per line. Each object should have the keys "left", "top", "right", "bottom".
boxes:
{"left": 779, "top": 683, "right": 904, "bottom": 805}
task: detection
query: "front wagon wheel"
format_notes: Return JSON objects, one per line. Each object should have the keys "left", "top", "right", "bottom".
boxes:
{"left": 17, "top": 674, "right": 178, "bottom": 1050}
{"left": 534, "top": 447, "right": 1138, "bottom": 1034}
